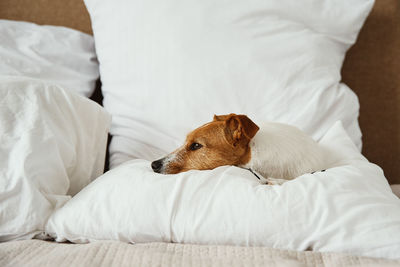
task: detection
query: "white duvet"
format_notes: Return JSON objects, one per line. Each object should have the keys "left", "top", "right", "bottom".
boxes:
{"left": 46, "top": 121, "right": 400, "bottom": 259}
{"left": 0, "top": 77, "right": 110, "bottom": 241}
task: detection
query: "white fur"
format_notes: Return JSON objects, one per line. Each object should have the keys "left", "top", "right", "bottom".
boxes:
{"left": 241, "top": 122, "right": 326, "bottom": 181}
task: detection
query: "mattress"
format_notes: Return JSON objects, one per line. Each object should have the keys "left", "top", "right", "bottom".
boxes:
{"left": 1, "top": 240, "right": 399, "bottom": 267}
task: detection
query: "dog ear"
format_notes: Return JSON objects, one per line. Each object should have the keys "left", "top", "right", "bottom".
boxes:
{"left": 213, "top": 113, "right": 236, "bottom": 121}
{"left": 224, "top": 114, "right": 259, "bottom": 146}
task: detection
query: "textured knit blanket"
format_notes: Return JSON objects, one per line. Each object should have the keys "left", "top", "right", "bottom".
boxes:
{"left": 1, "top": 240, "right": 399, "bottom": 267}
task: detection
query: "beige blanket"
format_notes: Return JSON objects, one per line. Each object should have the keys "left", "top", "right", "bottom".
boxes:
{"left": 0, "top": 240, "right": 399, "bottom": 267}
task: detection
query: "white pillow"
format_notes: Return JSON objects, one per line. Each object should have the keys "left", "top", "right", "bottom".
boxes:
{"left": 46, "top": 121, "right": 400, "bottom": 260}
{"left": 0, "top": 77, "right": 111, "bottom": 241}
{"left": 83, "top": 0, "right": 374, "bottom": 168}
{"left": 0, "top": 19, "right": 99, "bottom": 97}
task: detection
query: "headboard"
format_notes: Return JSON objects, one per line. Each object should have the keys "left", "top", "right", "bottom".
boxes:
{"left": 0, "top": 0, "right": 92, "bottom": 34}
{"left": 1, "top": 0, "right": 399, "bottom": 183}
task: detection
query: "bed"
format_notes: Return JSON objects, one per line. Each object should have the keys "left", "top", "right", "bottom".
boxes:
{"left": 2, "top": 0, "right": 399, "bottom": 183}
{"left": 0, "top": 0, "right": 399, "bottom": 266}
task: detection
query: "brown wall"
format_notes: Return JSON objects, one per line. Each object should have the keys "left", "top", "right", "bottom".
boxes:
{"left": 0, "top": 0, "right": 92, "bottom": 34}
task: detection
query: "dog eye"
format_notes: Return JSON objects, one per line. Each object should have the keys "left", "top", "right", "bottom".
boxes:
{"left": 189, "top": 142, "right": 203, "bottom": 151}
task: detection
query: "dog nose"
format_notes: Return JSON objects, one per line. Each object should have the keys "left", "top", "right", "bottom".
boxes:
{"left": 151, "top": 159, "right": 163, "bottom": 173}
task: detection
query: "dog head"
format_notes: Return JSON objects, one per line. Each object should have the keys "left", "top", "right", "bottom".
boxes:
{"left": 151, "top": 113, "right": 259, "bottom": 174}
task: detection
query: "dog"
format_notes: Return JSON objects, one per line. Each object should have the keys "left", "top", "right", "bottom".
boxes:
{"left": 151, "top": 113, "right": 326, "bottom": 185}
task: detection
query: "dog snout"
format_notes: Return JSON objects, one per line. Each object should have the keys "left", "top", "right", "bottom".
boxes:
{"left": 151, "top": 159, "right": 163, "bottom": 173}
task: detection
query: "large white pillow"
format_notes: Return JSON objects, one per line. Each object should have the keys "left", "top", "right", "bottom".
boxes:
{"left": 46, "top": 121, "right": 400, "bottom": 259}
{"left": 0, "top": 19, "right": 99, "bottom": 97}
{"left": 0, "top": 77, "right": 111, "bottom": 241}
{"left": 84, "top": 0, "right": 374, "bottom": 168}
